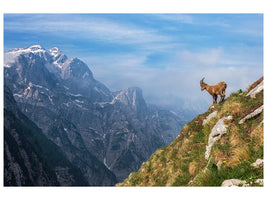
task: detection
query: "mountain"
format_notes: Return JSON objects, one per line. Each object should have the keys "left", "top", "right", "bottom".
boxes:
{"left": 4, "top": 86, "right": 88, "bottom": 186}
{"left": 118, "top": 77, "right": 263, "bottom": 186}
{"left": 4, "top": 45, "right": 184, "bottom": 185}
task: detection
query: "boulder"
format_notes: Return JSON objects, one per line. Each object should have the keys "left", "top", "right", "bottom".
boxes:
{"left": 251, "top": 158, "right": 263, "bottom": 168}
{"left": 221, "top": 179, "right": 248, "bottom": 187}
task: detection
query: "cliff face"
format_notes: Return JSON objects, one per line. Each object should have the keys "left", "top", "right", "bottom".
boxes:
{"left": 4, "top": 86, "right": 88, "bottom": 186}
{"left": 118, "top": 77, "right": 263, "bottom": 186}
{"left": 4, "top": 45, "right": 183, "bottom": 185}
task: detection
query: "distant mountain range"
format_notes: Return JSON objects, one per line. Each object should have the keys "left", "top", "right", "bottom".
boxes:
{"left": 4, "top": 45, "right": 185, "bottom": 185}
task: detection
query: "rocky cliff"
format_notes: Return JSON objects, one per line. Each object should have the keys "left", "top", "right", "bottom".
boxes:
{"left": 4, "top": 45, "right": 184, "bottom": 185}
{"left": 4, "top": 86, "right": 88, "bottom": 186}
{"left": 118, "top": 77, "right": 263, "bottom": 186}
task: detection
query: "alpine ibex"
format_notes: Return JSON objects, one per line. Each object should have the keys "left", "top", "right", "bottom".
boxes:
{"left": 200, "top": 78, "right": 227, "bottom": 104}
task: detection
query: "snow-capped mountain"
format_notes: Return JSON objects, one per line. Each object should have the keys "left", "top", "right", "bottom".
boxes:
{"left": 4, "top": 45, "right": 184, "bottom": 185}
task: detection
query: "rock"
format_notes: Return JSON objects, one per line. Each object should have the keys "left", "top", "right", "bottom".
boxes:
{"left": 221, "top": 179, "right": 248, "bottom": 187}
{"left": 205, "top": 116, "right": 231, "bottom": 160}
{"left": 222, "top": 178, "right": 264, "bottom": 187}
{"left": 210, "top": 105, "right": 215, "bottom": 110}
{"left": 251, "top": 158, "right": 264, "bottom": 168}
{"left": 4, "top": 45, "right": 184, "bottom": 185}
{"left": 239, "top": 105, "right": 263, "bottom": 124}
{"left": 254, "top": 179, "right": 264, "bottom": 186}
{"left": 202, "top": 111, "right": 218, "bottom": 126}
{"left": 246, "top": 79, "right": 263, "bottom": 98}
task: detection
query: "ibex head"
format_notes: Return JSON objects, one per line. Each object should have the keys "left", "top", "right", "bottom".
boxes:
{"left": 200, "top": 77, "right": 206, "bottom": 91}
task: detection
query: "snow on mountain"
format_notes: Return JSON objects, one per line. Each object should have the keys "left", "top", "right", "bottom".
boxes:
{"left": 4, "top": 45, "right": 185, "bottom": 184}
{"left": 4, "top": 45, "right": 47, "bottom": 66}
{"left": 4, "top": 45, "right": 93, "bottom": 81}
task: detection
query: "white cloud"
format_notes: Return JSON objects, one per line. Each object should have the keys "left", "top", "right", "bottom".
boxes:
{"left": 4, "top": 15, "right": 172, "bottom": 46}
{"left": 82, "top": 45, "right": 262, "bottom": 114}
{"left": 178, "top": 48, "right": 224, "bottom": 67}
{"left": 4, "top": 14, "right": 263, "bottom": 114}
{"left": 155, "top": 14, "right": 194, "bottom": 24}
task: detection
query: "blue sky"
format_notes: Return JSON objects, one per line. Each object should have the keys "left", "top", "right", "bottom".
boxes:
{"left": 4, "top": 14, "right": 263, "bottom": 112}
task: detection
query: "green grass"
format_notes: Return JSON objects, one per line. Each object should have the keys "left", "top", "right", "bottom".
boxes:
{"left": 118, "top": 84, "right": 263, "bottom": 187}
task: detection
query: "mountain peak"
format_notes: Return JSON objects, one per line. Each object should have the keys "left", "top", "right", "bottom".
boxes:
{"left": 50, "top": 47, "right": 59, "bottom": 51}
{"left": 6, "top": 45, "right": 46, "bottom": 55}
{"left": 29, "top": 44, "right": 44, "bottom": 50}
{"left": 49, "top": 47, "right": 62, "bottom": 58}
{"left": 115, "top": 87, "right": 147, "bottom": 113}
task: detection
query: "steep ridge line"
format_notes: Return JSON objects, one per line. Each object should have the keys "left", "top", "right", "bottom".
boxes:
{"left": 117, "top": 76, "right": 263, "bottom": 187}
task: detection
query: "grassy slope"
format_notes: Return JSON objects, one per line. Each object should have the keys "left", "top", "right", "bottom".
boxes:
{"left": 117, "top": 78, "right": 263, "bottom": 186}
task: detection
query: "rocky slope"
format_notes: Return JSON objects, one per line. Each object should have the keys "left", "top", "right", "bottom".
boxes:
{"left": 4, "top": 45, "right": 184, "bottom": 185}
{"left": 4, "top": 86, "right": 88, "bottom": 186}
{"left": 118, "top": 77, "right": 263, "bottom": 186}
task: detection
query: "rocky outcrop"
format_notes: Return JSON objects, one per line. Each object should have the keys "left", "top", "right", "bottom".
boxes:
{"left": 239, "top": 105, "right": 263, "bottom": 124}
{"left": 221, "top": 179, "right": 248, "bottom": 187}
{"left": 221, "top": 178, "right": 264, "bottom": 187}
{"left": 202, "top": 111, "right": 217, "bottom": 126}
{"left": 246, "top": 78, "right": 263, "bottom": 98}
{"left": 4, "top": 86, "right": 88, "bottom": 186}
{"left": 205, "top": 115, "right": 232, "bottom": 160}
{"left": 251, "top": 158, "right": 264, "bottom": 168}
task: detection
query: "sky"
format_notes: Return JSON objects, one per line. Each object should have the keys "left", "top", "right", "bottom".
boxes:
{"left": 4, "top": 14, "right": 263, "bottom": 113}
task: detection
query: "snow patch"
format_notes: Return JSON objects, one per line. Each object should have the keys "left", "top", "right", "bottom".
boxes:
{"left": 94, "top": 86, "right": 108, "bottom": 96}
{"left": 68, "top": 92, "right": 83, "bottom": 97}
{"left": 32, "top": 84, "right": 50, "bottom": 91}
{"left": 13, "top": 93, "right": 23, "bottom": 98}
{"left": 170, "top": 110, "right": 178, "bottom": 116}
{"left": 48, "top": 95, "right": 54, "bottom": 104}
{"left": 75, "top": 99, "right": 84, "bottom": 104}
{"left": 104, "top": 158, "right": 111, "bottom": 170}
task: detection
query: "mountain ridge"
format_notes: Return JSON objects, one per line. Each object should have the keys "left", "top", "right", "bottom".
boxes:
{"left": 4, "top": 45, "right": 184, "bottom": 185}
{"left": 4, "top": 86, "right": 89, "bottom": 186}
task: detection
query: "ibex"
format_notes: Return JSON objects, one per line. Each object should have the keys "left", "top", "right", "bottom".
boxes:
{"left": 200, "top": 78, "right": 227, "bottom": 104}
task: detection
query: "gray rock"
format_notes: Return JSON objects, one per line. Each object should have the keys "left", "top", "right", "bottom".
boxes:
{"left": 251, "top": 158, "right": 264, "bottom": 168}
{"left": 202, "top": 111, "right": 217, "bottom": 126}
{"left": 254, "top": 179, "right": 264, "bottom": 186}
{"left": 239, "top": 105, "right": 263, "bottom": 124}
{"left": 222, "top": 179, "right": 248, "bottom": 187}
{"left": 246, "top": 79, "right": 263, "bottom": 98}
{"left": 4, "top": 45, "right": 184, "bottom": 184}
{"left": 205, "top": 116, "right": 232, "bottom": 160}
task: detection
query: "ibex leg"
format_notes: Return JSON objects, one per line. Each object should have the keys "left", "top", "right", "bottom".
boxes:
{"left": 213, "top": 94, "right": 218, "bottom": 104}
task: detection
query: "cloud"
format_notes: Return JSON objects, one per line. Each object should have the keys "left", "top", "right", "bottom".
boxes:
{"left": 82, "top": 45, "right": 262, "bottom": 113}
{"left": 4, "top": 14, "right": 172, "bottom": 47}
{"left": 4, "top": 14, "right": 263, "bottom": 114}
{"left": 178, "top": 48, "right": 224, "bottom": 67}
{"left": 155, "top": 14, "right": 194, "bottom": 24}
